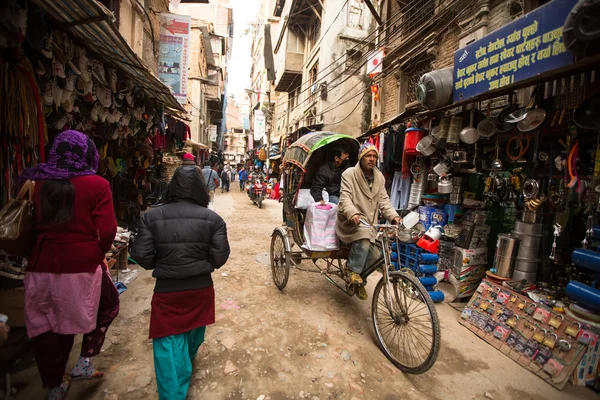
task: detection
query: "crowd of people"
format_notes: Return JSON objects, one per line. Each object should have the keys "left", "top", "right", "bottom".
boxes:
{"left": 1, "top": 130, "right": 400, "bottom": 400}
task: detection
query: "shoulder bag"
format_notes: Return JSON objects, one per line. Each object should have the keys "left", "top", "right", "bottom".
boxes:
{"left": 0, "top": 180, "right": 35, "bottom": 257}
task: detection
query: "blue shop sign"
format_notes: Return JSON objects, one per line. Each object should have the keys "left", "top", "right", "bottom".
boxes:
{"left": 453, "top": 0, "right": 577, "bottom": 102}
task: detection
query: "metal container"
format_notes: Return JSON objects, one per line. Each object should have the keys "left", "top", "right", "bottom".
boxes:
{"left": 449, "top": 193, "right": 462, "bottom": 204}
{"left": 522, "top": 209, "right": 542, "bottom": 223}
{"left": 513, "top": 221, "right": 543, "bottom": 236}
{"left": 447, "top": 116, "right": 463, "bottom": 144}
{"left": 432, "top": 118, "right": 450, "bottom": 140}
{"left": 417, "top": 68, "right": 454, "bottom": 110}
{"left": 511, "top": 231, "right": 542, "bottom": 248}
{"left": 493, "top": 234, "right": 520, "bottom": 278}
{"left": 515, "top": 258, "right": 539, "bottom": 272}
{"left": 512, "top": 269, "right": 537, "bottom": 282}
{"left": 517, "top": 245, "right": 540, "bottom": 260}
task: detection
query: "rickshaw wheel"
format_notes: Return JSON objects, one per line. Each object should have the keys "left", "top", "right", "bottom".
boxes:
{"left": 372, "top": 271, "right": 440, "bottom": 374}
{"left": 270, "top": 230, "right": 290, "bottom": 290}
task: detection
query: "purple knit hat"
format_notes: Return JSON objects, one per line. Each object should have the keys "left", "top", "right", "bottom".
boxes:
{"left": 22, "top": 130, "right": 99, "bottom": 181}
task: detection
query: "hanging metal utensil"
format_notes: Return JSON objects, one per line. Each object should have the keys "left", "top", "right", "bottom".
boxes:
{"left": 518, "top": 109, "right": 547, "bottom": 132}
{"left": 478, "top": 102, "right": 497, "bottom": 138}
{"left": 492, "top": 135, "right": 503, "bottom": 170}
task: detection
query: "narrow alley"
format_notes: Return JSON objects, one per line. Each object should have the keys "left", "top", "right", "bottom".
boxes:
{"left": 10, "top": 191, "right": 591, "bottom": 400}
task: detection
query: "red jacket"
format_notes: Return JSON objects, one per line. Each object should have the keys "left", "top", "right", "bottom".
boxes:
{"left": 27, "top": 175, "right": 117, "bottom": 274}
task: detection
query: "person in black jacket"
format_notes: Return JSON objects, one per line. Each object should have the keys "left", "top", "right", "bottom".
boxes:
{"left": 310, "top": 145, "right": 350, "bottom": 204}
{"left": 131, "top": 165, "right": 230, "bottom": 400}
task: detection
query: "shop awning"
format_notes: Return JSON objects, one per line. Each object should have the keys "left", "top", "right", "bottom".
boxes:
{"left": 185, "top": 139, "right": 208, "bottom": 150}
{"left": 33, "top": 0, "right": 185, "bottom": 114}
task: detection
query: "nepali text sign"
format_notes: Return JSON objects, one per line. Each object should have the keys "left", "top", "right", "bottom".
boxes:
{"left": 254, "top": 110, "right": 266, "bottom": 141}
{"left": 159, "top": 13, "right": 191, "bottom": 104}
{"left": 453, "top": 0, "right": 576, "bottom": 102}
{"left": 208, "top": 125, "right": 218, "bottom": 142}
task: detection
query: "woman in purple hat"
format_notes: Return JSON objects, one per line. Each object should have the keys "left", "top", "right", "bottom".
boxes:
{"left": 21, "top": 130, "right": 119, "bottom": 400}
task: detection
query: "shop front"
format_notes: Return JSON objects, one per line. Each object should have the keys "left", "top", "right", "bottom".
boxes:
{"left": 0, "top": 0, "right": 186, "bottom": 335}
{"left": 359, "top": 0, "right": 600, "bottom": 390}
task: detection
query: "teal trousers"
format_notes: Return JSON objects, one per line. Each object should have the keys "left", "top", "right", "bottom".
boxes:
{"left": 153, "top": 327, "right": 206, "bottom": 400}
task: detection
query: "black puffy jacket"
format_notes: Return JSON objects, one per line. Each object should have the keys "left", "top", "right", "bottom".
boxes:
{"left": 131, "top": 166, "right": 230, "bottom": 293}
{"left": 310, "top": 161, "right": 343, "bottom": 202}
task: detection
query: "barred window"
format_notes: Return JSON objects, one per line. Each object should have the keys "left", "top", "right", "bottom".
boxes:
{"left": 348, "top": 0, "right": 365, "bottom": 29}
{"left": 400, "top": 0, "right": 435, "bottom": 39}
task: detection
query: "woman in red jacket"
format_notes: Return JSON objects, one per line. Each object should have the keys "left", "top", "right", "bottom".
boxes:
{"left": 21, "top": 130, "right": 119, "bottom": 400}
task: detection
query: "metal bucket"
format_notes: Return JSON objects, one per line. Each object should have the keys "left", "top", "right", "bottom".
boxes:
{"left": 517, "top": 245, "right": 540, "bottom": 260}
{"left": 515, "top": 258, "right": 539, "bottom": 272}
{"left": 511, "top": 231, "right": 542, "bottom": 247}
{"left": 493, "top": 234, "right": 520, "bottom": 278}
{"left": 513, "top": 269, "right": 537, "bottom": 282}
{"left": 514, "top": 221, "right": 543, "bottom": 236}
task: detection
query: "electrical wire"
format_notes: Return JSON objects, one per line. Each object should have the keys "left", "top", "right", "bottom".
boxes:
{"left": 276, "top": 0, "right": 480, "bottom": 130}
{"left": 278, "top": 0, "right": 473, "bottom": 114}
{"left": 279, "top": 0, "right": 440, "bottom": 98}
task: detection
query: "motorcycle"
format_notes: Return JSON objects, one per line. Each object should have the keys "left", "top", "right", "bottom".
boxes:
{"left": 247, "top": 177, "right": 266, "bottom": 208}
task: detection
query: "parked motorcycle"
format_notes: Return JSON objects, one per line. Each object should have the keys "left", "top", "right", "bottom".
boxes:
{"left": 247, "top": 177, "right": 266, "bottom": 208}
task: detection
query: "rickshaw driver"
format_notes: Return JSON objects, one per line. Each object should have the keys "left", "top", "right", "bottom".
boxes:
{"left": 336, "top": 143, "right": 401, "bottom": 300}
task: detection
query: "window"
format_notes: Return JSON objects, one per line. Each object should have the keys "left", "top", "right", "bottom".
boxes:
{"left": 346, "top": 49, "right": 363, "bottom": 69}
{"left": 398, "top": 60, "right": 432, "bottom": 112}
{"left": 118, "top": 0, "right": 144, "bottom": 58}
{"left": 348, "top": 0, "right": 365, "bottom": 29}
{"left": 308, "top": 61, "right": 319, "bottom": 103}
{"left": 307, "top": 18, "right": 321, "bottom": 55}
{"left": 288, "top": 88, "right": 298, "bottom": 109}
{"left": 401, "top": 0, "right": 434, "bottom": 40}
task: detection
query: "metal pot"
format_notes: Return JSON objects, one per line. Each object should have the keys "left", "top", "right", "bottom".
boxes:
{"left": 438, "top": 177, "right": 453, "bottom": 193}
{"left": 416, "top": 135, "right": 438, "bottom": 156}
{"left": 574, "top": 94, "right": 600, "bottom": 130}
{"left": 517, "top": 245, "right": 540, "bottom": 260}
{"left": 514, "top": 220, "right": 543, "bottom": 236}
{"left": 512, "top": 269, "right": 537, "bottom": 282}
{"left": 515, "top": 258, "right": 540, "bottom": 272}
{"left": 518, "top": 108, "right": 546, "bottom": 132}
{"left": 494, "top": 234, "right": 520, "bottom": 278}
{"left": 512, "top": 231, "right": 542, "bottom": 248}
{"left": 433, "top": 159, "right": 451, "bottom": 176}
{"left": 460, "top": 109, "right": 480, "bottom": 144}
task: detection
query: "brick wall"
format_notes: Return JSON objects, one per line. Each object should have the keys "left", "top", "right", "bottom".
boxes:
{"left": 432, "top": 25, "right": 459, "bottom": 70}
{"left": 381, "top": 70, "right": 398, "bottom": 122}
{"left": 142, "top": 0, "right": 169, "bottom": 73}
{"left": 488, "top": 0, "right": 514, "bottom": 33}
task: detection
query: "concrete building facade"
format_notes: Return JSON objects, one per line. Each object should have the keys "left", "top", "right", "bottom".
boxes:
{"left": 170, "top": 0, "right": 234, "bottom": 151}
{"left": 270, "top": 0, "right": 376, "bottom": 140}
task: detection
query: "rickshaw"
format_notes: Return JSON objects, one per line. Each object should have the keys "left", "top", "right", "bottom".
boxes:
{"left": 270, "top": 132, "right": 441, "bottom": 374}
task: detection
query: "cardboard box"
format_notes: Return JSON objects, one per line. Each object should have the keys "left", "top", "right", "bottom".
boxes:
{"left": 0, "top": 286, "right": 25, "bottom": 327}
{"left": 573, "top": 333, "right": 600, "bottom": 386}
{"left": 453, "top": 264, "right": 486, "bottom": 282}
{"left": 472, "top": 224, "right": 491, "bottom": 238}
{"left": 453, "top": 247, "right": 488, "bottom": 267}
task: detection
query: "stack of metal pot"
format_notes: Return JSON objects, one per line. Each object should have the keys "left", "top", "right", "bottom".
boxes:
{"left": 511, "top": 219, "right": 543, "bottom": 282}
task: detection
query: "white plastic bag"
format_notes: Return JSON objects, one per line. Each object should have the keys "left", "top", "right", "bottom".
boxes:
{"left": 296, "top": 189, "right": 329, "bottom": 209}
{"left": 302, "top": 203, "right": 339, "bottom": 251}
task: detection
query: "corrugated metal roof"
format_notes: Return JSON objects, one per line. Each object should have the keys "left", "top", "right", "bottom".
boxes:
{"left": 32, "top": 0, "right": 185, "bottom": 113}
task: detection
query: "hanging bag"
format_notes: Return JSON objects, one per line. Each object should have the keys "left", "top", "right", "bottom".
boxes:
{"left": 0, "top": 180, "right": 36, "bottom": 257}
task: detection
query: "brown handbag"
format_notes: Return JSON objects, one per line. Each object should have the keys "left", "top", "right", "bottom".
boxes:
{"left": 0, "top": 180, "right": 35, "bottom": 257}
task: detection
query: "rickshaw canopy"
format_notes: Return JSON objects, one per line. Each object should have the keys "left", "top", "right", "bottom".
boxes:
{"left": 283, "top": 132, "right": 360, "bottom": 171}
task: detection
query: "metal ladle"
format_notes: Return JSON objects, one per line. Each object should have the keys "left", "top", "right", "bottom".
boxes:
{"left": 492, "top": 136, "right": 503, "bottom": 170}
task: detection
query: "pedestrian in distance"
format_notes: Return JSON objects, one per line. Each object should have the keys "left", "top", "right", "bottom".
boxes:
{"left": 19, "top": 130, "right": 120, "bottom": 400}
{"left": 221, "top": 167, "right": 230, "bottom": 193}
{"left": 131, "top": 165, "right": 230, "bottom": 400}
{"left": 238, "top": 167, "right": 248, "bottom": 191}
{"left": 202, "top": 161, "right": 219, "bottom": 208}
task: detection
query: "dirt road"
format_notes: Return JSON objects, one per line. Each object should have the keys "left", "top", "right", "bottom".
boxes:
{"left": 12, "top": 190, "right": 593, "bottom": 399}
